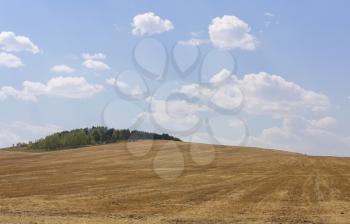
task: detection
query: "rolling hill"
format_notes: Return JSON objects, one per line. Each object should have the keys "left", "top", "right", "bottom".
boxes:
{"left": 0, "top": 140, "right": 349, "bottom": 223}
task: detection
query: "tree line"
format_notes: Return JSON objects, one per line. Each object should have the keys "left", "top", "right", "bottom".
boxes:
{"left": 16, "top": 127, "right": 180, "bottom": 151}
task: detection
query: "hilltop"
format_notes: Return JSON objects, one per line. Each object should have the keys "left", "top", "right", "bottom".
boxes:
{"left": 0, "top": 140, "right": 349, "bottom": 223}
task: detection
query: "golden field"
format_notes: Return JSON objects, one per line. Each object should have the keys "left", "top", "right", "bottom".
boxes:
{"left": 0, "top": 140, "right": 349, "bottom": 223}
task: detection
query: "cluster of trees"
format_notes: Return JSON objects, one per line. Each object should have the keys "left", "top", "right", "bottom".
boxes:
{"left": 27, "top": 127, "right": 180, "bottom": 151}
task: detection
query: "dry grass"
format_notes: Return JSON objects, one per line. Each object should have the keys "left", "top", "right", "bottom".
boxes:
{"left": 0, "top": 140, "right": 350, "bottom": 223}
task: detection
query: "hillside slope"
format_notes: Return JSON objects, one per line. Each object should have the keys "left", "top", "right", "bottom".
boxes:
{"left": 0, "top": 141, "right": 349, "bottom": 223}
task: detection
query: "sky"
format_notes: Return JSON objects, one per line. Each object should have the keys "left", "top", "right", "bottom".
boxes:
{"left": 1, "top": 0, "right": 350, "bottom": 156}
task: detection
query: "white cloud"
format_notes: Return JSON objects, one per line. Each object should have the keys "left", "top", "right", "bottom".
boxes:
{"left": 146, "top": 97, "right": 207, "bottom": 132}
{"left": 175, "top": 69, "right": 345, "bottom": 155}
{"left": 0, "top": 52, "right": 23, "bottom": 68}
{"left": 24, "top": 76, "right": 104, "bottom": 99}
{"left": 181, "top": 70, "right": 243, "bottom": 110}
{"left": 210, "top": 84, "right": 243, "bottom": 110}
{"left": 177, "top": 69, "right": 236, "bottom": 100}
{"left": 209, "top": 68, "right": 236, "bottom": 85}
{"left": 106, "top": 77, "right": 144, "bottom": 99}
{"left": 178, "top": 38, "right": 209, "bottom": 46}
{"left": 82, "top": 53, "right": 109, "bottom": 70}
{"left": 239, "top": 72, "right": 330, "bottom": 115}
{"left": 177, "top": 69, "right": 330, "bottom": 117}
{"left": 0, "top": 32, "right": 40, "bottom": 68}
{"left": 106, "top": 77, "right": 127, "bottom": 88}
{"left": 83, "top": 59, "right": 110, "bottom": 70}
{"left": 311, "top": 116, "right": 337, "bottom": 129}
{"left": 0, "top": 76, "right": 103, "bottom": 102}
{"left": 208, "top": 15, "right": 257, "bottom": 50}
{"left": 0, "top": 86, "right": 37, "bottom": 101}
{"left": 251, "top": 116, "right": 350, "bottom": 156}
{"left": 51, "top": 64, "right": 75, "bottom": 73}
{"left": 0, "top": 31, "right": 40, "bottom": 54}
{"left": 177, "top": 83, "right": 213, "bottom": 99}
{"left": 132, "top": 12, "right": 174, "bottom": 36}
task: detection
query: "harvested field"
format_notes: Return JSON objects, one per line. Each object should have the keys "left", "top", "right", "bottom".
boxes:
{"left": 0, "top": 140, "right": 349, "bottom": 223}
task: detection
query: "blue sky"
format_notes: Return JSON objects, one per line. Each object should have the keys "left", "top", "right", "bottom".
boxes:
{"left": 1, "top": 0, "right": 350, "bottom": 156}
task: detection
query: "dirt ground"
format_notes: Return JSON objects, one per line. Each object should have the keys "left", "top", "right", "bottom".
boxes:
{"left": 0, "top": 140, "right": 349, "bottom": 224}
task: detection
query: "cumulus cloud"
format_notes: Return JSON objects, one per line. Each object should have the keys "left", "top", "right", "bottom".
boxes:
{"left": 174, "top": 69, "right": 345, "bottom": 155}
{"left": 0, "top": 52, "right": 23, "bottom": 68}
{"left": 239, "top": 72, "right": 330, "bottom": 115}
{"left": 132, "top": 12, "right": 174, "bottom": 36}
{"left": 145, "top": 97, "right": 208, "bottom": 133}
{"left": 311, "top": 116, "right": 337, "bottom": 129}
{"left": 83, "top": 60, "right": 109, "bottom": 70}
{"left": 177, "top": 83, "right": 214, "bottom": 99}
{"left": 82, "top": 53, "right": 109, "bottom": 70}
{"left": 0, "top": 86, "right": 37, "bottom": 101}
{"left": 0, "top": 76, "right": 103, "bottom": 102}
{"left": 177, "top": 69, "right": 237, "bottom": 99}
{"left": 209, "top": 68, "right": 236, "bottom": 85}
{"left": 179, "top": 70, "right": 242, "bottom": 111}
{"left": 106, "top": 77, "right": 127, "bottom": 88}
{"left": 0, "top": 31, "right": 40, "bottom": 54}
{"left": 106, "top": 77, "right": 144, "bottom": 99}
{"left": 208, "top": 15, "right": 257, "bottom": 50}
{"left": 177, "top": 69, "right": 330, "bottom": 117}
{"left": 51, "top": 64, "right": 75, "bottom": 73}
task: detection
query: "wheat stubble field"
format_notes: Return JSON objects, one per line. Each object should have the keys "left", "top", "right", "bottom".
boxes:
{"left": 0, "top": 140, "right": 350, "bottom": 224}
